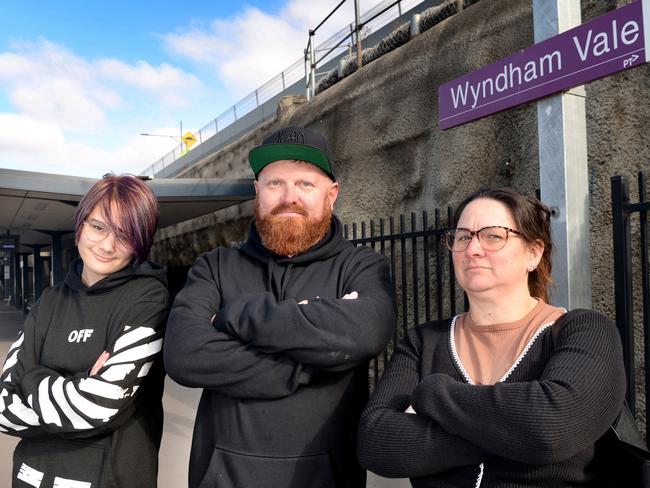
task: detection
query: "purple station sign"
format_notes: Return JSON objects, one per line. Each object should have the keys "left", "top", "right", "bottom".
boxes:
{"left": 439, "top": 0, "right": 650, "bottom": 130}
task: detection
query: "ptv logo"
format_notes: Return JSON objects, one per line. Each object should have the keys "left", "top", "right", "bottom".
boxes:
{"left": 68, "top": 329, "right": 94, "bottom": 343}
{"left": 623, "top": 54, "right": 640, "bottom": 68}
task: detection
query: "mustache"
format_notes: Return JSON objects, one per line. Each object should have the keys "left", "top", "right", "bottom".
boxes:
{"left": 270, "top": 204, "right": 308, "bottom": 216}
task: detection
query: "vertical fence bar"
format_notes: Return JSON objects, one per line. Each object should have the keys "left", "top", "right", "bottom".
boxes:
{"left": 369, "top": 219, "right": 380, "bottom": 387}
{"left": 359, "top": 221, "right": 378, "bottom": 386}
{"left": 435, "top": 209, "right": 443, "bottom": 319}
{"left": 343, "top": 207, "right": 459, "bottom": 366}
{"left": 611, "top": 175, "right": 636, "bottom": 412}
{"left": 638, "top": 171, "right": 649, "bottom": 429}
{"left": 411, "top": 213, "right": 419, "bottom": 327}
{"left": 380, "top": 218, "right": 390, "bottom": 367}
{"left": 423, "top": 211, "right": 431, "bottom": 322}
{"left": 400, "top": 215, "right": 408, "bottom": 337}
{"left": 389, "top": 216, "right": 398, "bottom": 350}
{"left": 447, "top": 206, "right": 457, "bottom": 316}
{"left": 379, "top": 218, "right": 386, "bottom": 260}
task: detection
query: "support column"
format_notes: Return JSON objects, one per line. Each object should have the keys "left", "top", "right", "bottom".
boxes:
{"left": 9, "top": 252, "right": 16, "bottom": 307}
{"left": 39, "top": 230, "right": 73, "bottom": 286}
{"left": 13, "top": 253, "right": 22, "bottom": 311}
{"left": 22, "top": 254, "right": 30, "bottom": 313}
{"left": 534, "top": 0, "right": 591, "bottom": 309}
{"left": 31, "top": 245, "right": 43, "bottom": 300}
{"left": 51, "top": 232, "right": 64, "bottom": 285}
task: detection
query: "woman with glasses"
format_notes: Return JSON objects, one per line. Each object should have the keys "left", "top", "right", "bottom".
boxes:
{"left": 358, "top": 187, "right": 625, "bottom": 487}
{"left": 0, "top": 175, "right": 169, "bottom": 487}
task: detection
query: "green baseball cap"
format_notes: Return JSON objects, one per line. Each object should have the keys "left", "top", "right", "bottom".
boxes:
{"left": 249, "top": 125, "right": 336, "bottom": 180}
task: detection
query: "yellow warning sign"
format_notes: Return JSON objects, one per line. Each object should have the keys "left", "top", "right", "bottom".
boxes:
{"left": 182, "top": 132, "right": 197, "bottom": 149}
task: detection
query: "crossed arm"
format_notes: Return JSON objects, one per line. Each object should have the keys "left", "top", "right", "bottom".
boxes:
{"left": 0, "top": 289, "right": 169, "bottom": 439}
{"left": 164, "top": 248, "right": 395, "bottom": 399}
{"left": 214, "top": 248, "right": 395, "bottom": 372}
{"left": 359, "top": 311, "right": 626, "bottom": 480}
{"left": 357, "top": 328, "right": 488, "bottom": 478}
{"left": 410, "top": 312, "right": 626, "bottom": 464}
{"left": 164, "top": 254, "right": 312, "bottom": 399}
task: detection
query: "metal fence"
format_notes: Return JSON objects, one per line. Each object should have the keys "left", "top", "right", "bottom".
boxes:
{"left": 343, "top": 209, "right": 466, "bottom": 387}
{"left": 141, "top": 0, "right": 427, "bottom": 178}
{"left": 612, "top": 171, "right": 649, "bottom": 432}
{"left": 347, "top": 184, "right": 650, "bottom": 432}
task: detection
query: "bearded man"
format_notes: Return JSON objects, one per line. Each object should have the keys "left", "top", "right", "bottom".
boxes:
{"left": 165, "top": 125, "right": 395, "bottom": 488}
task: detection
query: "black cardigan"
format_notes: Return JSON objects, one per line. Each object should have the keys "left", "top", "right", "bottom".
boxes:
{"left": 358, "top": 310, "right": 626, "bottom": 488}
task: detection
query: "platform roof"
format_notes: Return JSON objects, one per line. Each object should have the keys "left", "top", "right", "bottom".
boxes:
{"left": 0, "top": 169, "right": 255, "bottom": 252}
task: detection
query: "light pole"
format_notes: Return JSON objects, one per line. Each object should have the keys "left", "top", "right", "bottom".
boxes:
{"left": 141, "top": 121, "right": 184, "bottom": 151}
{"left": 140, "top": 133, "right": 180, "bottom": 142}
{"left": 140, "top": 132, "right": 183, "bottom": 153}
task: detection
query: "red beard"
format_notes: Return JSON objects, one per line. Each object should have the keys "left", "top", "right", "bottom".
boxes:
{"left": 255, "top": 202, "right": 332, "bottom": 256}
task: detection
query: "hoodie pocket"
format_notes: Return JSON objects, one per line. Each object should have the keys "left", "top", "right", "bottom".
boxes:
{"left": 198, "top": 444, "right": 337, "bottom": 488}
{"left": 13, "top": 437, "right": 116, "bottom": 488}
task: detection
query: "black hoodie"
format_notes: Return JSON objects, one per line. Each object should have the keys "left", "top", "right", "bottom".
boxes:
{"left": 165, "top": 216, "right": 396, "bottom": 488}
{"left": 0, "top": 259, "right": 170, "bottom": 488}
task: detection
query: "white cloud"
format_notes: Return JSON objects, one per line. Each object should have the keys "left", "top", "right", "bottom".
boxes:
{"left": 0, "top": 38, "right": 204, "bottom": 176}
{"left": 10, "top": 78, "right": 108, "bottom": 131}
{"left": 97, "top": 59, "right": 201, "bottom": 106}
{"left": 0, "top": 39, "right": 202, "bottom": 134}
{"left": 0, "top": 113, "right": 179, "bottom": 177}
{"left": 0, "top": 113, "right": 66, "bottom": 152}
{"left": 161, "top": 0, "right": 363, "bottom": 98}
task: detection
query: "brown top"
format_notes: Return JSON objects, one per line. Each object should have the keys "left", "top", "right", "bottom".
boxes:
{"left": 453, "top": 299, "right": 565, "bottom": 385}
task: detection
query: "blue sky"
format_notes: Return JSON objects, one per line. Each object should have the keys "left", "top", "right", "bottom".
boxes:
{"left": 0, "top": 0, "right": 384, "bottom": 177}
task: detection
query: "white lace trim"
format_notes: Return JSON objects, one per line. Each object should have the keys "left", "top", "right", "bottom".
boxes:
{"left": 475, "top": 463, "right": 484, "bottom": 488}
{"left": 449, "top": 315, "right": 474, "bottom": 385}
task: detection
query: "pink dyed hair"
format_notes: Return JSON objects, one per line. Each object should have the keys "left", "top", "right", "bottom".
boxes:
{"left": 75, "top": 175, "right": 159, "bottom": 264}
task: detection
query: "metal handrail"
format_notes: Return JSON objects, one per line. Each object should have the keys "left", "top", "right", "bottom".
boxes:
{"left": 304, "top": 0, "right": 420, "bottom": 100}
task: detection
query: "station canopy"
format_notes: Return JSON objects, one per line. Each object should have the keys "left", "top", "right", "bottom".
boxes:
{"left": 0, "top": 169, "right": 255, "bottom": 252}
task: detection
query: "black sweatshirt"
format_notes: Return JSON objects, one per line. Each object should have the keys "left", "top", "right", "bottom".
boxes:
{"left": 357, "top": 310, "right": 626, "bottom": 487}
{"left": 165, "top": 216, "right": 396, "bottom": 488}
{"left": 0, "top": 259, "right": 170, "bottom": 488}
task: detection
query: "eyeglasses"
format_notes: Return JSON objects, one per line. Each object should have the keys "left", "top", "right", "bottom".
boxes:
{"left": 445, "top": 226, "right": 522, "bottom": 252}
{"left": 83, "top": 220, "right": 132, "bottom": 250}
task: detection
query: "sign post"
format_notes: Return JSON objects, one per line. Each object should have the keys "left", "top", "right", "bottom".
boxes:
{"left": 535, "top": 1, "right": 590, "bottom": 310}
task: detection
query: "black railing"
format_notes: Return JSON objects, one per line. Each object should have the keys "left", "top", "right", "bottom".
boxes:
{"left": 344, "top": 209, "right": 465, "bottom": 387}
{"left": 611, "top": 171, "right": 649, "bottom": 433}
